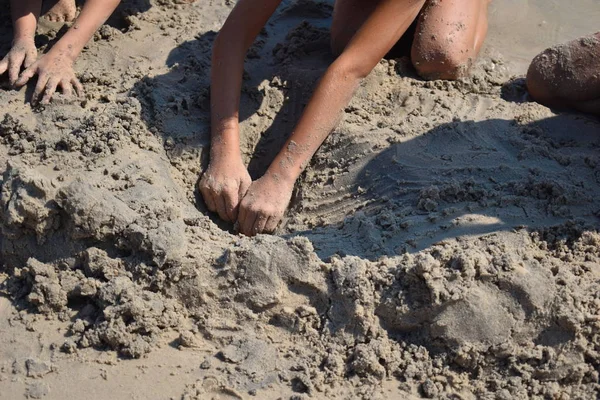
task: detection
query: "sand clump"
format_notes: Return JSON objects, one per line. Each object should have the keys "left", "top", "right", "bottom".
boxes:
{"left": 1, "top": 0, "right": 600, "bottom": 399}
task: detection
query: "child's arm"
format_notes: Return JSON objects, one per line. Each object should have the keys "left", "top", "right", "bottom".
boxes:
{"left": 199, "top": 0, "right": 283, "bottom": 222}
{"left": 0, "top": 0, "right": 42, "bottom": 86}
{"left": 238, "top": 0, "right": 426, "bottom": 235}
{"left": 14, "top": 0, "right": 121, "bottom": 104}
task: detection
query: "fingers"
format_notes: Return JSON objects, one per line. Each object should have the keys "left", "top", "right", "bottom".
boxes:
{"left": 72, "top": 78, "right": 84, "bottom": 98}
{"left": 264, "top": 216, "right": 280, "bottom": 233}
{"left": 40, "top": 77, "right": 60, "bottom": 104}
{"left": 24, "top": 51, "right": 37, "bottom": 69}
{"left": 239, "top": 178, "right": 251, "bottom": 199}
{"left": 14, "top": 65, "right": 37, "bottom": 88}
{"left": 237, "top": 203, "right": 248, "bottom": 232}
{"left": 59, "top": 79, "right": 73, "bottom": 98}
{"left": 240, "top": 207, "right": 258, "bottom": 236}
{"left": 222, "top": 188, "right": 240, "bottom": 221}
{"left": 254, "top": 214, "right": 268, "bottom": 235}
{"left": 213, "top": 192, "right": 230, "bottom": 221}
{"left": 4, "top": 50, "right": 82, "bottom": 104}
{"left": 31, "top": 72, "right": 50, "bottom": 104}
{"left": 199, "top": 174, "right": 246, "bottom": 222}
{"left": 8, "top": 53, "right": 25, "bottom": 85}
{"left": 199, "top": 182, "right": 217, "bottom": 213}
{"left": 199, "top": 176, "right": 230, "bottom": 221}
{"left": 232, "top": 178, "right": 251, "bottom": 223}
{"left": 0, "top": 58, "right": 8, "bottom": 77}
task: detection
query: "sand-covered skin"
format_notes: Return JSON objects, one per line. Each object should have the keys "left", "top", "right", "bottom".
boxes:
{"left": 526, "top": 33, "right": 600, "bottom": 114}
{"left": 1, "top": 0, "right": 600, "bottom": 399}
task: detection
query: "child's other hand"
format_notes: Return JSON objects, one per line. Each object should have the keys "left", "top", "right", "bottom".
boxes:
{"left": 199, "top": 157, "right": 252, "bottom": 222}
{"left": 237, "top": 173, "right": 294, "bottom": 236}
{"left": 14, "top": 48, "right": 84, "bottom": 104}
{"left": 0, "top": 38, "right": 38, "bottom": 86}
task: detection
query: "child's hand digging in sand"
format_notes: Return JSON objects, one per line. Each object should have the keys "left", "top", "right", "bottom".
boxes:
{"left": 0, "top": 0, "right": 121, "bottom": 104}
{"left": 200, "top": 0, "right": 490, "bottom": 236}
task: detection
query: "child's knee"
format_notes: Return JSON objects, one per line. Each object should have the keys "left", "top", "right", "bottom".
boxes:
{"left": 527, "top": 36, "right": 600, "bottom": 108}
{"left": 411, "top": 43, "right": 471, "bottom": 80}
{"left": 526, "top": 50, "right": 559, "bottom": 106}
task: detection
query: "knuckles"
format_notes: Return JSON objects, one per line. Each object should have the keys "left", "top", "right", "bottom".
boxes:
{"left": 241, "top": 201, "right": 279, "bottom": 218}
{"left": 222, "top": 188, "right": 237, "bottom": 199}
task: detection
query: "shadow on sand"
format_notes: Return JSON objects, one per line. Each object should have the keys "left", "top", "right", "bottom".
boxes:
{"left": 288, "top": 113, "right": 600, "bottom": 259}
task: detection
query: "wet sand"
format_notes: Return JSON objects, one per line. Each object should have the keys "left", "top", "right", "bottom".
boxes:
{"left": 488, "top": 0, "right": 600, "bottom": 73}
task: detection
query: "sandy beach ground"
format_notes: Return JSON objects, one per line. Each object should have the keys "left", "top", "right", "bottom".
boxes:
{"left": 1, "top": 0, "right": 599, "bottom": 399}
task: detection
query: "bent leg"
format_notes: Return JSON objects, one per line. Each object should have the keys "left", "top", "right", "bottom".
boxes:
{"left": 526, "top": 33, "right": 600, "bottom": 116}
{"left": 411, "top": 0, "right": 490, "bottom": 80}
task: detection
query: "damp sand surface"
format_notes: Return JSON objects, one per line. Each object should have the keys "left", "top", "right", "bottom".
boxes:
{"left": 1, "top": 0, "right": 600, "bottom": 399}
{"left": 488, "top": 0, "right": 600, "bottom": 73}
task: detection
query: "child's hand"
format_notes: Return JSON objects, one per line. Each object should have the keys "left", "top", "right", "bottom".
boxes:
{"left": 0, "top": 38, "right": 38, "bottom": 86}
{"left": 237, "top": 173, "right": 294, "bottom": 236}
{"left": 14, "top": 47, "right": 84, "bottom": 104}
{"left": 199, "top": 157, "right": 252, "bottom": 222}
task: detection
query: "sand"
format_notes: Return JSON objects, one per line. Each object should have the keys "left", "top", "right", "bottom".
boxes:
{"left": 1, "top": 0, "right": 600, "bottom": 399}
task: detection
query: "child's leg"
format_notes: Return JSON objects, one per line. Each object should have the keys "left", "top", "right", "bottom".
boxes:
{"left": 411, "top": 0, "right": 490, "bottom": 80}
{"left": 526, "top": 33, "right": 600, "bottom": 116}
{"left": 330, "top": 0, "right": 382, "bottom": 57}
{"left": 42, "top": 0, "right": 77, "bottom": 23}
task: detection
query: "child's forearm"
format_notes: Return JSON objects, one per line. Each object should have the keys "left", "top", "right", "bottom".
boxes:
{"left": 267, "top": 0, "right": 424, "bottom": 184}
{"left": 266, "top": 61, "right": 361, "bottom": 183}
{"left": 210, "top": 0, "right": 282, "bottom": 160}
{"left": 210, "top": 33, "right": 246, "bottom": 160}
{"left": 49, "top": 0, "right": 121, "bottom": 61}
{"left": 10, "top": 0, "right": 42, "bottom": 41}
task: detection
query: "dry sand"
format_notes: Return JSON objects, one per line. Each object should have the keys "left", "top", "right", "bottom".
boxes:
{"left": 1, "top": 0, "right": 600, "bottom": 399}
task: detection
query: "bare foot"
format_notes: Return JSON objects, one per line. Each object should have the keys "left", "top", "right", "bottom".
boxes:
{"left": 42, "top": 0, "right": 78, "bottom": 23}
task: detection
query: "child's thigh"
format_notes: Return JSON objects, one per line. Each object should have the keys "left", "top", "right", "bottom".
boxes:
{"left": 331, "top": 0, "right": 382, "bottom": 56}
{"left": 411, "top": 0, "right": 489, "bottom": 77}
